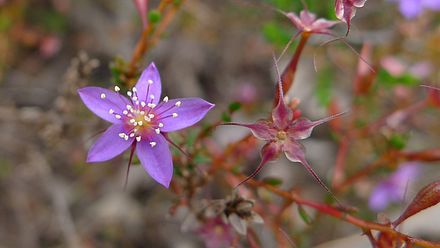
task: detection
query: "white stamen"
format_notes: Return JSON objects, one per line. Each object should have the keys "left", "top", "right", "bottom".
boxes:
{"left": 115, "top": 114, "right": 121, "bottom": 119}
{"left": 144, "top": 116, "right": 151, "bottom": 122}
{"left": 118, "top": 133, "right": 125, "bottom": 138}
{"left": 108, "top": 109, "right": 114, "bottom": 114}
{"left": 124, "top": 135, "right": 129, "bottom": 141}
{"left": 155, "top": 128, "right": 160, "bottom": 134}
{"left": 114, "top": 86, "right": 120, "bottom": 92}
{"left": 148, "top": 114, "right": 155, "bottom": 119}
{"left": 147, "top": 103, "right": 156, "bottom": 108}
{"left": 148, "top": 79, "right": 153, "bottom": 85}
{"left": 127, "top": 91, "right": 132, "bottom": 97}
{"left": 135, "top": 101, "right": 140, "bottom": 105}
{"left": 175, "top": 101, "right": 181, "bottom": 107}
{"left": 123, "top": 110, "right": 128, "bottom": 115}
{"left": 150, "top": 141, "right": 157, "bottom": 147}
{"left": 129, "top": 133, "right": 135, "bottom": 138}
{"left": 163, "top": 96, "right": 169, "bottom": 102}
{"left": 140, "top": 111, "right": 145, "bottom": 115}
{"left": 141, "top": 101, "right": 146, "bottom": 107}
{"left": 132, "top": 87, "right": 137, "bottom": 92}
{"left": 133, "top": 128, "right": 138, "bottom": 133}
{"left": 136, "top": 136, "right": 141, "bottom": 142}
{"left": 172, "top": 113, "right": 178, "bottom": 118}
{"left": 100, "top": 93, "right": 106, "bottom": 99}
{"left": 129, "top": 119, "right": 136, "bottom": 123}
{"left": 132, "top": 96, "right": 138, "bottom": 101}
{"left": 138, "top": 121, "right": 143, "bottom": 126}
{"left": 133, "top": 122, "right": 138, "bottom": 126}
{"left": 158, "top": 123, "right": 164, "bottom": 128}
{"left": 150, "top": 94, "right": 155, "bottom": 99}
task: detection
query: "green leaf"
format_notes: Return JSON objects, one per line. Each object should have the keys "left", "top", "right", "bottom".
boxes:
{"left": 262, "top": 22, "right": 291, "bottom": 48}
{"left": 263, "top": 177, "right": 283, "bottom": 186}
{"left": 228, "top": 102, "right": 242, "bottom": 113}
{"left": 148, "top": 10, "right": 161, "bottom": 24}
{"left": 222, "top": 112, "right": 231, "bottom": 122}
{"left": 193, "top": 153, "right": 212, "bottom": 164}
{"left": 297, "top": 205, "right": 312, "bottom": 225}
{"left": 388, "top": 133, "right": 408, "bottom": 150}
{"left": 315, "top": 68, "right": 333, "bottom": 107}
{"left": 377, "top": 69, "right": 419, "bottom": 88}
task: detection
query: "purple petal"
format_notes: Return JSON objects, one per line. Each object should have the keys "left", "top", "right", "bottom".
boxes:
{"left": 283, "top": 139, "right": 338, "bottom": 200}
{"left": 369, "top": 183, "right": 393, "bottom": 211}
{"left": 272, "top": 97, "right": 291, "bottom": 130}
{"left": 399, "top": 0, "right": 423, "bottom": 19}
{"left": 134, "top": 62, "right": 162, "bottom": 104}
{"left": 282, "top": 139, "right": 306, "bottom": 163}
{"left": 353, "top": 0, "right": 367, "bottom": 7}
{"left": 288, "top": 112, "right": 346, "bottom": 140}
{"left": 78, "top": 87, "right": 131, "bottom": 123}
{"left": 155, "top": 98, "right": 215, "bottom": 132}
{"left": 136, "top": 134, "right": 173, "bottom": 187}
{"left": 422, "top": 0, "right": 440, "bottom": 10}
{"left": 311, "top": 19, "right": 339, "bottom": 31}
{"left": 299, "top": 10, "right": 316, "bottom": 26}
{"left": 87, "top": 124, "right": 133, "bottom": 162}
{"left": 286, "top": 12, "right": 305, "bottom": 31}
{"left": 223, "top": 120, "right": 277, "bottom": 141}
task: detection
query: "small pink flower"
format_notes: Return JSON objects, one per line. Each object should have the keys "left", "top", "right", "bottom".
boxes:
{"left": 78, "top": 63, "right": 214, "bottom": 187}
{"left": 225, "top": 80, "right": 345, "bottom": 197}
{"left": 335, "top": 0, "right": 368, "bottom": 35}
{"left": 286, "top": 10, "right": 338, "bottom": 35}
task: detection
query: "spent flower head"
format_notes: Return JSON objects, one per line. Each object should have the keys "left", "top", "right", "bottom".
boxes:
{"left": 78, "top": 62, "right": 214, "bottom": 188}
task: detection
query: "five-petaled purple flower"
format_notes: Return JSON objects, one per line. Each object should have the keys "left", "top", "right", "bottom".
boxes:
{"left": 78, "top": 63, "right": 214, "bottom": 188}
{"left": 369, "top": 162, "right": 420, "bottom": 212}
{"left": 286, "top": 10, "right": 339, "bottom": 35}
{"left": 389, "top": 0, "right": 440, "bottom": 19}
{"left": 225, "top": 79, "right": 345, "bottom": 198}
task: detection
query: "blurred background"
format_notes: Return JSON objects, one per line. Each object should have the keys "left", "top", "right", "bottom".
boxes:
{"left": 0, "top": 0, "right": 439, "bottom": 247}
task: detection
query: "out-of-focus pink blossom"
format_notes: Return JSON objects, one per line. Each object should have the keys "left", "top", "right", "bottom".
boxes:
{"left": 381, "top": 56, "right": 433, "bottom": 79}
{"left": 133, "top": 0, "right": 148, "bottom": 29}
{"left": 389, "top": 0, "right": 440, "bottom": 19}
{"left": 196, "top": 217, "right": 236, "bottom": 248}
{"left": 369, "top": 162, "right": 420, "bottom": 212}
{"left": 39, "top": 35, "right": 62, "bottom": 58}
{"left": 234, "top": 82, "right": 258, "bottom": 104}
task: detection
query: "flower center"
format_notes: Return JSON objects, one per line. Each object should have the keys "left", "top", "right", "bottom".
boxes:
{"left": 277, "top": 131, "right": 287, "bottom": 141}
{"left": 104, "top": 83, "right": 181, "bottom": 147}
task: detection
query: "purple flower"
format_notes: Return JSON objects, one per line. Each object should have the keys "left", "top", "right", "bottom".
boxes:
{"left": 389, "top": 0, "right": 440, "bottom": 19}
{"left": 369, "top": 163, "right": 420, "bottom": 212}
{"left": 225, "top": 80, "right": 345, "bottom": 198}
{"left": 78, "top": 62, "right": 214, "bottom": 187}
{"left": 286, "top": 10, "right": 339, "bottom": 35}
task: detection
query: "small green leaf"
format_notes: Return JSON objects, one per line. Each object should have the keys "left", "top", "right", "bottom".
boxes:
{"left": 377, "top": 69, "right": 419, "bottom": 88}
{"left": 316, "top": 68, "right": 333, "bottom": 107}
{"left": 388, "top": 133, "right": 407, "bottom": 150}
{"left": 228, "top": 102, "right": 242, "bottom": 113}
{"left": 263, "top": 177, "right": 283, "bottom": 186}
{"left": 148, "top": 10, "right": 161, "bottom": 24}
{"left": 222, "top": 112, "right": 231, "bottom": 122}
{"left": 193, "top": 154, "right": 212, "bottom": 164}
{"left": 297, "top": 205, "right": 312, "bottom": 225}
{"left": 262, "top": 22, "right": 291, "bottom": 48}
